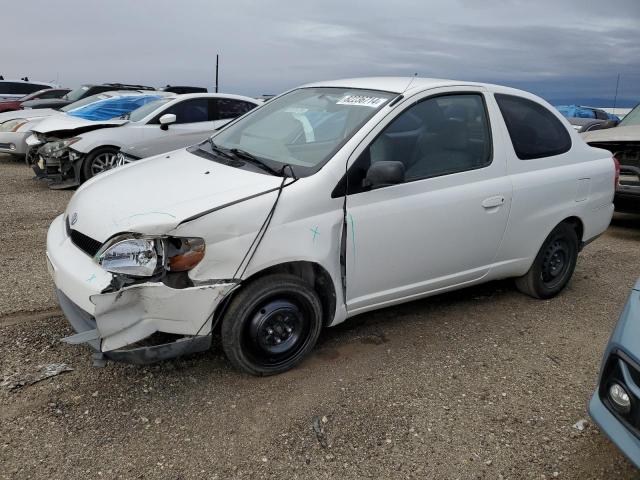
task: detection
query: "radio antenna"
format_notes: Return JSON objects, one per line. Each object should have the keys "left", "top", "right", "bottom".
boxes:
{"left": 402, "top": 73, "right": 418, "bottom": 94}
{"left": 389, "top": 73, "right": 418, "bottom": 108}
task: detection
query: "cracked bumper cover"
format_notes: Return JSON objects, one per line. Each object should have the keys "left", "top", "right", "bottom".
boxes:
{"left": 46, "top": 214, "right": 236, "bottom": 363}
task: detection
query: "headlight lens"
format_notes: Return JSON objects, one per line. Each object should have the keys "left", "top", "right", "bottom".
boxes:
{"left": 0, "top": 119, "right": 28, "bottom": 132}
{"left": 98, "top": 238, "right": 160, "bottom": 277}
{"left": 97, "top": 235, "right": 205, "bottom": 277}
{"left": 41, "top": 137, "right": 81, "bottom": 158}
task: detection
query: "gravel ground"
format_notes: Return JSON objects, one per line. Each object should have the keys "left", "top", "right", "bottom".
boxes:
{"left": 1, "top": 154, "right": 639, "bottom": 479}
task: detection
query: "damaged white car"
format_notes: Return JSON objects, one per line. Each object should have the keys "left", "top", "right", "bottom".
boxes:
{"left": 47, "top": 77, "right": 615, "bottom": 375}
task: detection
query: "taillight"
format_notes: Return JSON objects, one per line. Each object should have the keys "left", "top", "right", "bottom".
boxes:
{"left": 613, "top": 155, "right": 621, "bottom": 188}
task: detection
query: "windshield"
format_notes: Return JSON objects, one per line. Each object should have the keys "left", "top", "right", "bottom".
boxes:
{"left": 127, "top": 98, "right": 171, "bottom": 121}
{"left": 619, "top": 104, "right": 640, "bottom": 127}
{"left": 62, "top": 86, "right": 90, "bottom": 102}
{"left": 209, "top": 87, "right": 394, "bottom": 176}
{"left": 61, "top": 93, "right": 111, "bottom": 112}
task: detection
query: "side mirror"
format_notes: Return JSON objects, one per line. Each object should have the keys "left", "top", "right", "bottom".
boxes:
{"left": 159, "top": 113, "right": 176, "bottom": 130}
{"left": 363, "top": 161, "right": 405, "bottom": 189}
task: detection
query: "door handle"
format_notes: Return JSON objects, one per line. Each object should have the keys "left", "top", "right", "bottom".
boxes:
{"left": 481, "top": 196, "right": 505, "bottom": 208}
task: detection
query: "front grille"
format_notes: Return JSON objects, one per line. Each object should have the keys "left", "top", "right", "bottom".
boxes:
{"left": 590, "top": 142, "right": 640, "bottom": 169}
{"left": 66, "top": 216, "right": 102, "bottom": 257}
{"left": 0, "top": 143, "right": 11, "bottom": 149}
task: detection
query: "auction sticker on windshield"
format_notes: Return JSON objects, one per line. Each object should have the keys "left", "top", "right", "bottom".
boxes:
{"left": 336, "top": 95, "right": 387, "bottom": 108}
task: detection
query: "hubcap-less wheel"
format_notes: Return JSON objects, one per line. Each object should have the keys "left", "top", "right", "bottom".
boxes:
{"left": 221, "top": 274, "right": 323, "bottom": 376}
{"left": 514, "top": 223, "right": 579, "bottom": 300}
{"left": 90, "top": 151, "right": 119, "bottom": 176}
{"left": 540, "top": 239, "right": 569, "bottom": 287}
{"left": 244, "top": 297, "right": 311, "bottom": 367}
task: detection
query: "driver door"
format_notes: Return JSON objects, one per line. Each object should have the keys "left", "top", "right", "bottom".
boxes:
{"left": 344, "top": 88, "right": 512, "bottom": 314}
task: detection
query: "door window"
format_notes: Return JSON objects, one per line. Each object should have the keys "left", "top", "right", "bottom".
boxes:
{"left": 213, "top": 99, "right": 256, "bottom": 119}
{"left": 495, "top": 94, "right": 571, "bottom": 160}
{"left": 153, "top": 98, "right": 210, "bottom": 124}
{"left": 341, "top": 93, "right": 492, "bottom": 195}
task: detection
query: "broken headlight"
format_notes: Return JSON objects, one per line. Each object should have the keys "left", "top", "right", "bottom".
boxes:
{"left": 97, "top": 236, "right": 205, "bottom": 277}
{"left": 98, "top": 237, "right": 160, "bottom": 277}
{"left": 41, "top": 137, "right": 81, "bottom": 158}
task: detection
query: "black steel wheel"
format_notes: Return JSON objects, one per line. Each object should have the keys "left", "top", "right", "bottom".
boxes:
{"left": 515, "top": 222, "right": 579, "bottom": 299}
{"left": 221, "top": 274, "right": 323, "bottom": 376}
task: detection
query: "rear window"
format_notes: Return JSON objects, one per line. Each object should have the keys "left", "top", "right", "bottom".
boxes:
{"left": 496, "top": 94, "right": 571, "bottom": 160}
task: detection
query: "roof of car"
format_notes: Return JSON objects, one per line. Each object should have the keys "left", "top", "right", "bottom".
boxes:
{"left": 101, "top": 90, "right": 174, "bottom": 98}
{"left": 301, "top": 76, "right": 537, "bottom": 98}
{"left": 161, "top": 92, "right": 260, "bottom": 104}
{"left": 0, "top": 79, "right": 58, "bottom": 87}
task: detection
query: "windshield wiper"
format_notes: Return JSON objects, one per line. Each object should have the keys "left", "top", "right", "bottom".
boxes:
{"left": 230, "top": 148, "right": 281, "bottom": 176}
{"left": 208, "top": 139, "right": 235, "bottom": 160}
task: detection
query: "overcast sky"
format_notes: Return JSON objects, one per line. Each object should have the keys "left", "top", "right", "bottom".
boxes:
{"left": 3, "top": 0, "right": 639, "bottom": 106}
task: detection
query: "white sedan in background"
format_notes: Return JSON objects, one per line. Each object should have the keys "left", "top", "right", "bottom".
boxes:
{"left": 33, "top": 93, "right": 260, "bottom": 186}
{"left": 0, "top": 90, "right": 159, "bottom": 160}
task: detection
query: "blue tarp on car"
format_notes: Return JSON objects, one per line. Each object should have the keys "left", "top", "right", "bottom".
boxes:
{"left": 556, "top": 104, "right": 621, "bottom": 122}
{"left": 556, "top": 105, "right": 597, "bottom": 119}
{"left": 66, "top": 95, "right": 162, "bottom": 121}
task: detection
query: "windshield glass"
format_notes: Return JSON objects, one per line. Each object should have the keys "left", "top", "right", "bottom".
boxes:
{"left": 127, "top": 98, "right": 171, "bottom": 121}
{"left": 62, "top": 86, "right": 90, "bottom": 102}
{"left": 619, "top": 104, "right": 640, "bottom": 127}
{"left": 61, "top": 93, "right": 111, "bottom": 112}
{"left": 209, "top": 87, "right": 394, "bottom": 176}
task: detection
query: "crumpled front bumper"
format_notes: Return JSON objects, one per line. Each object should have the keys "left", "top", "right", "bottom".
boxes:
{"left": 46, "top": 214, "right": 237, "bottom": 363}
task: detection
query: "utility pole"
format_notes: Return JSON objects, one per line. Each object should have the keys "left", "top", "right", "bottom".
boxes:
{"left": 613, "top": 73, "right": 620, "bottom": 115}
{"left": 215, "top": 54, "right": 219, "bottom": 93}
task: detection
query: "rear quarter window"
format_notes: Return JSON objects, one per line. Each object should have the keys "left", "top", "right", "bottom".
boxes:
{"left": 495, "top": 93, "right": 571, "bottom": 160}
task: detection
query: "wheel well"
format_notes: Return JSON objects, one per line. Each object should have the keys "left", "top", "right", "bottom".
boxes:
{"left": 80, "top": 145, "right": 121, "bottom": 181}
{"left": 213, "top": 261, "right": 337, "bottom": 330}
{"left": 561, "top": 216, "right": 584, "bottom": 245}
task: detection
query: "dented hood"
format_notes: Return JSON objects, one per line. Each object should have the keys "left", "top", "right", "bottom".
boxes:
{"left": 582, "top": 124, "right": 640, "bottom": 144}
{"left": 66, "top": 148, "right": 283, "bottom": 241}
{"left": 32, "top": 113, "right": 128, "bottom": 136}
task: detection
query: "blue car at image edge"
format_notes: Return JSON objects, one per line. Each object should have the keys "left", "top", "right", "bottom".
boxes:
{"left": 590, "top": 278, "right": 640, "bottom": 468}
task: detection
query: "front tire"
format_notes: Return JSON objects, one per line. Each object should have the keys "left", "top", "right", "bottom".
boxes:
{"left": 221, "top": 274, "right": 323, "bottom": 376}
{"left": 515, "top": 222, "right": 579, "bottom": 299}
{"left": 82, "top": 147, "right": 119, "bottom": 181}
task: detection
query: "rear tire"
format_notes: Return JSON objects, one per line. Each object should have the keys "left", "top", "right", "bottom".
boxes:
{"left": 82, "top": 147, "right": 119, "bottom": 181}
{"left": 515, "top": 223, "right": 579, "bottom": 299}
{"left": 221, "top": 274, "right": 323, "bottom": 376}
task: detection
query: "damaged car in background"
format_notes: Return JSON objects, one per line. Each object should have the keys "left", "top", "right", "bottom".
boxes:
{"left": 29, "top": 91, "right": 177, "bottom": 187}
{"left": 34, "top": 93, "right": 259, "bottom": 186}
{"left": 583, "top": 102, "right": 640, "bottom": 213}
{"left": 20, "top": 82, "right": 155, "bottom": 111}
{"left": 47, "top": 77, "right": 615, "bottom": 375}
{"left": 0, "top": 90, "right": 162, "bottom": 162}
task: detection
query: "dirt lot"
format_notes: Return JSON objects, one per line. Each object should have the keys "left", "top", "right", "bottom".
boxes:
{"left": 1, "top": 154, "right": 639, "bottom": 479}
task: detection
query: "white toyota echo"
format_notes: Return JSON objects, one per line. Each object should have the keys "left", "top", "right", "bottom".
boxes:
{"left": 46, "top": 77, "right": 615, "bottom": 375}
